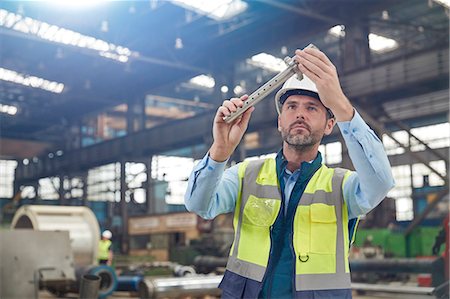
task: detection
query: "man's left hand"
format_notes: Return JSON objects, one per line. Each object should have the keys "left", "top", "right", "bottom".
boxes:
{"left": 294, "top": 47, "right": 354, "bottom": 122}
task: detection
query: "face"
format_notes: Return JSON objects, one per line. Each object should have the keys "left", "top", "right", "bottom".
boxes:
{"left": 278, "top": 95, "right": 335, "bottom": 149}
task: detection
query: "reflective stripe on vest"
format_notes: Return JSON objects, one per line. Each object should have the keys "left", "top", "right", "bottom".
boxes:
{"left": 226, "top": 158, "right": 282, "bottom": 282}
{"left": 98, "top": 239, "right": 111, "bottom": 260}
{"left": 226, "top": 158, "right": 352, "bottom": 291}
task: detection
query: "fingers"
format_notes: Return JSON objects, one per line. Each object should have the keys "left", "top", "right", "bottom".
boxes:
{"left": 217, "top": 95, "right": 248, "bottom": 118}
{"left": 294, "top": 48, "right": 335, "bottom": 80}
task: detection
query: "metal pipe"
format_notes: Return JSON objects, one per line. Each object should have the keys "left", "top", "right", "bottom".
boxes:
{"left": 79, "top": 274, "right": 100, "bottom": 299}
{"left": 141, "top": 275, "right": 223, "bottom": 299}
{"left": 352, "top": 283, "right": 434, "bottom": 295}
{"left": 350, "top": 258, "right": 441, "bottom": 274}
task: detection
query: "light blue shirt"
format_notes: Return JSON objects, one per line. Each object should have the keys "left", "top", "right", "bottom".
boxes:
{"left": 185, "top": 110, "right": 395, "bottom": 220}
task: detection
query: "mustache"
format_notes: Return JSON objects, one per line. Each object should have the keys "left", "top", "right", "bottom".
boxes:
{"left": 289, "top": 120, "right": 311, "bottom": 132}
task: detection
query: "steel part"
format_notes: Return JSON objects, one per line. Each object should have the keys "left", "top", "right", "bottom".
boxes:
{"left": 116, "top": 275, "right": 144, "bottom": 292}
{"left": 193, "top": 255, "right": 228, "bottom": 273}
{"left": 11, "top": 205, "right": 100, "bottom": 266}
{"left": 350, "top": 258, "right": 442, "bottom": 274}
{"left": 352, "top": 283, "right": 434, "bottom": 295}
{"left": 141, "top": 275, "right": 223, "bottom": 299}
{"left": 79, "top": 274, "right": 101, "bottom": 299}
{"left": 222, "top": 43, "right": 317, "bottom": 123}
{"left": 78, "top": 265, "right": 118, "bottom": 299}
{"left": 0, "top": 230, "right": 76, "bottom": 299}
{"left": 173, "top": 265, "right": 196, "bottom": 277}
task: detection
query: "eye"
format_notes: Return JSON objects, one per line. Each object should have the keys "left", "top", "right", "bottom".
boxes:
{"left": 307, "top": 106, "right": 317, "bottom": 111}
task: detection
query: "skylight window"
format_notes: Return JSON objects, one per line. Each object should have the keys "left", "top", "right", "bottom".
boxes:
{"left": 369, "top": 33, "right": 398, "bottom": 53}
{"left": 0, "top": 67, "right": 64, "bottom": 93}
{"left": 189, "top": 74, "right": 215, "bottom": 89}
{"left": 328, "top": 25, "right": 398, "bottom": 53}
{"left": 247, "top": 53, "right": 285, "bottom": 72}
{"left": 0, "top": 9, "right": 135, "bottom": 63}
{"left": 172, "top": 0, "right": 248, "bottom": 21}
{"left": 0, "top": 103, "right": 18, "bottom": 115}
{"left": 432, "top": 0, "right": 450, "bottom": 8}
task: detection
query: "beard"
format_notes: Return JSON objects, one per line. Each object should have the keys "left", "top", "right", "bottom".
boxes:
{"left": 280, "top": 120, "right": 323, "bottom": 150}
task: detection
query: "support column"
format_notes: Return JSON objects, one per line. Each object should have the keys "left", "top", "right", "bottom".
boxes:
{"left": 145, "top": 157, "right": 155, "bottom": 214}
{"left": 120, "top": 160, "right": 129, "bottom": 254}
{"left": 341, "top": 21, "right": 371, "bottom": 72}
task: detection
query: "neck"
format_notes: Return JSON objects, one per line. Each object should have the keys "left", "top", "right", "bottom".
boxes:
{"left": 282, "top": 142, "right": 319, "bottom": 172}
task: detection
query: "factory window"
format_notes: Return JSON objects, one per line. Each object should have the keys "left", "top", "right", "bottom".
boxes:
{"left": 388, "top": 165, "right": 413, "bottom": 221}
{"left": 319, "top": 142, "right": 342, "bottom": 164}
{"left": 126, "top": 162, "right": 147, "bottom": 204}
{"left": 0, "top": 160, "right": 17, "bottom": 198}
{"left": 382, "top": 131, "right": 408, "bottom": 155}
{"left": 410, "top": 123, "right": 450, "bottom": 151}
{"left": 38, "top": 177, "right": 60, "bottom": 200}
{"left": 152, "top": 156, "right": 196, "bottom": 205}
{"left": 87, "top": 163, "right": 120, "bottom": 202}
{"left": 382, "top": 122, "right": 450, "bottom": 156}
{"left": 412, "top": 160, "right": 446, "bottom": 187}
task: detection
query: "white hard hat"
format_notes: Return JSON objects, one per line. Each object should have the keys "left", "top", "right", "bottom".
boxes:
{"left": 102, "top": 230, "right": 112, "bottom": 239}
{"left": 274, "top": 74, "right": 334, "bottom": 118}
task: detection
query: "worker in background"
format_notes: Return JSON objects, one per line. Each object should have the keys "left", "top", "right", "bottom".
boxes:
{"left": 98, "top": 230, "right": 113, "bottom": 266}
{"left": 185, "top": 46, "right": 395, "bottom": 298}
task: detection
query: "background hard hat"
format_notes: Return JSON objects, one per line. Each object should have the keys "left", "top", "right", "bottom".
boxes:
{"left": 102, "top": 230, "right": 112, "bottom": 239}
{"left": 274, "top": 74, "right": 320, "bottom": 115}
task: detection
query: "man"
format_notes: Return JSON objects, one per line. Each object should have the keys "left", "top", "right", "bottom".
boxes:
{"left": 98, "top": 230, "right": 113, "bottom": 266}
{"left": 185, "top": 47, "right": 394, "bottom": 298}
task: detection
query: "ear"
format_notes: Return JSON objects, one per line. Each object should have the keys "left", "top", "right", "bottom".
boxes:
{"left": 277, "top": 115, "right": 282, "bottom": 132}
{"left": 324, "top": 117, "right": 336, "bottom": 136}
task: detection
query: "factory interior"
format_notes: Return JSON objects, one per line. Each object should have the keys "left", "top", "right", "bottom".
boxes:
{"left": 0, "top": 0, "right": 449, "bottom": 298}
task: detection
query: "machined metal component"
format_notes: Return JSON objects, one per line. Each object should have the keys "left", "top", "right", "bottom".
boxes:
{"left": 223, "top": 43, "right": 317, "bottom": 123}
{"left": 79, "top": 274, "right": 101, "bottom": 299}
{"left": 11, "top": 205, "right": 100, "bottom": 266}
{"left": 141, "top": 275, "right": 223, "bottom": 299}
{"left": 0, "top": 230, "right": 76, "bottom": 299}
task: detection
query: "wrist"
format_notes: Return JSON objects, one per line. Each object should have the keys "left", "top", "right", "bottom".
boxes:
{"left": 209, "top": 143, "right": 232, "bottom": 162}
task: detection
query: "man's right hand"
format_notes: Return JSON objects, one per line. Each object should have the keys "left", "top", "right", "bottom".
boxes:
{"left": 210, "top": 95, "right": 255, "bottom": 162}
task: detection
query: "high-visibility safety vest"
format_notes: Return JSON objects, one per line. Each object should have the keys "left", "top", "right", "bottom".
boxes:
{"left": 98, "top": 239, "right": 112, "bottom": 260}
{"left": 226, "top": 158, "right": 353, "bottom": 292}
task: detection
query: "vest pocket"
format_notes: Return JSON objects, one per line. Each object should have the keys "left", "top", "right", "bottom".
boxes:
{"left": 310, "top": 203, "right": 337, "bottom": 254}
{"left": 242, "top": 195, "right": 280, "bottom": 227}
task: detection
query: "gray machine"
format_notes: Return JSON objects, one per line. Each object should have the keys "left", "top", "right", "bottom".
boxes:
{"left": 0, "top": 230, "right": 76, "bottom": 299}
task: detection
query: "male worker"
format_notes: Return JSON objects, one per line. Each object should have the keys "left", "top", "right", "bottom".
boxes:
{"left": 185, "top": 47, "right": 395, "bottom": 298}
{"left": 98, "top": 230, "right": 113, "bottom": 266}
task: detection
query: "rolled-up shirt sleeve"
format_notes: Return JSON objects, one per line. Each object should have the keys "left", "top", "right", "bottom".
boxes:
{"left": 184, "top": 154, "right": 240, "bottom": 219}
{"left": 338, "top": 109, "right": 395, "bottom": 219}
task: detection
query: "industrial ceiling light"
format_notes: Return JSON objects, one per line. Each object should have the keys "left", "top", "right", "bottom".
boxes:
{"left": 189, "top": 74, "right": 215, "bottom": 89}
{"left": 0, "top": 103, "right": 18, "bottom": 115}
{"left": 247, "top": 53, "right": 285, "bottom": 72}
{"left": 0, "top": 9, "right": 135, "bottom": 63}
{"left": 369, "top": 33, "right": 398, "bottom": 53}
{"left": 328, "top": 25, "right": 345, "bottom": 37}
{"left": 172, "top": 0, "right": 248, "bottom": 21}
{"left": 0, "top": 67, "right": 64, "bottom": 93}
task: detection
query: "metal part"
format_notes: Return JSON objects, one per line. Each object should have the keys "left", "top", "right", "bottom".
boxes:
{"left": 350, "top": 257, "right": 446, "bottom": 287}
{"left": 193, "top": 255, "right": 228, "bottom": 274}
{"left": 11, "top": 205, "right": 100, "bottom": 266}
{"left": 223, "top": 43, "right": 317, "bottom": 124}
{"left": 352, "top": 283, "right": 434, "bottom": 295}
{"left": 141, "top": 275, "right": 223, "bottom": 299}
{"left": 76, "top": 265, "right": 118, "bottom": 299}
{"left": 79, "top": 274, "right": 101, "bottom": 299}
{"left": 0, "top": 230, "right": 76, "bottom": 299}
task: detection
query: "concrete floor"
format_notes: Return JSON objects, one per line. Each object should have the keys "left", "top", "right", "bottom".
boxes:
{"left": 39, "top": 290, "right": 435, "bottom": 299}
